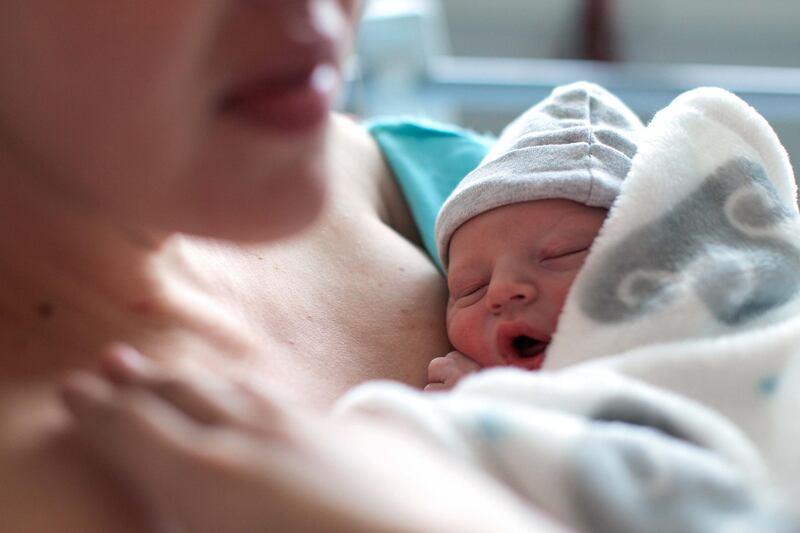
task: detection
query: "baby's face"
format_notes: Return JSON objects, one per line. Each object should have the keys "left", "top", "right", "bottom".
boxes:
{"left": 446, "top": 199, "right": 606, "bottom": 370}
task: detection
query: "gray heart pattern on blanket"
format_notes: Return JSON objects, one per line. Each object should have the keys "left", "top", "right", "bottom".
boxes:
{"left": 581, "top": 157, "right": 800, "bottom": 325}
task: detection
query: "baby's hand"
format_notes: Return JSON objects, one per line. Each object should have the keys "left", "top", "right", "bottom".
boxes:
{"left": 425, "top": 351, "right": 482, "bottom": 392}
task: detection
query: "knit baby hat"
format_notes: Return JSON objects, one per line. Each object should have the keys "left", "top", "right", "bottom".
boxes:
{"left": 435, "top": 81, "right": 645, "bottom": 268}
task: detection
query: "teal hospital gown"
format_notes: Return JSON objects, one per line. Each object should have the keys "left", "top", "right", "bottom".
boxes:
{"left": 366, "top": 117, "right": 494, "bottom": 271}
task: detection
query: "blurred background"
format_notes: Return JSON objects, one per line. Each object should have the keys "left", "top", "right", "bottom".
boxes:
{"left": 343, "top": 0, "right": 800, "bottom": 175}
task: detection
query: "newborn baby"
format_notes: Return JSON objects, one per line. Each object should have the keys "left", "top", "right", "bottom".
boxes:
{"left": 427, "top": 81, "right": 644, "bottom": 390}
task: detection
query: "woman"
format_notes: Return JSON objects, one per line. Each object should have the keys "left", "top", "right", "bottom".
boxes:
{"left": 0, "top": 1, "right": 567, "bottom": 531}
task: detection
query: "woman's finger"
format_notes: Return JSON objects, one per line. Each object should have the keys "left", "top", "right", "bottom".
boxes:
{"left": 60, "top": 373, "right": 382, "bottom": 533}
{"left": 60, "top": 370, "right": 203, "bottom": 474}
{"left": 98, "top": 344, "right": 254, "bottom": 428}
{"left": 100, "top": 344, "right": 289, "bottom": 435}
{"left": 60, "top": 371, "right": 280, "bottom": 533}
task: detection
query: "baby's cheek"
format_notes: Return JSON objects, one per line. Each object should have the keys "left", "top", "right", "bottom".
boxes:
{"left": 448, "top": 317, "right": 498, "bottom": 367}
{"left": 553, "top": 276, "right": 580, "bottom": 320}
{"left": 447, "top": 310, "right": 494, "bottom": 365}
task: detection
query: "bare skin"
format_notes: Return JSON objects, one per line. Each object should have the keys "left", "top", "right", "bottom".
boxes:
{"left": 426, "top": 350, "right": 481, "bottom": 391}
{"left": 426, "top": 201, "right": 607, "bottom": 390}
{"left": 58, "top": 345, "right": 568, "bottom": 533}
{"left": 0, "top": 2, "right": 571, "bottom": 528}
{"left": 0, "top": 115, "right": 452, "bottom": 533}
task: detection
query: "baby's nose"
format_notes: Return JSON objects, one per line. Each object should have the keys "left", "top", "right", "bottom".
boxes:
{"left": 487, "top": 279, "right": 537, "bottom": 313}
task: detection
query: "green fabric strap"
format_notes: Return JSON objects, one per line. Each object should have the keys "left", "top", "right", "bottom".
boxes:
{"left": 367, "top": 117, "right": 494, "bottom": 271}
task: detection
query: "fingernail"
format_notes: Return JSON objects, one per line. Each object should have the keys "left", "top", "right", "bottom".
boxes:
{"left": 107, "top": 343, "right": 147, "bottom": 374}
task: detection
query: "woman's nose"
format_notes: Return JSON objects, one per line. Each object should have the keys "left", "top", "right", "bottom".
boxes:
{"left": 486, "top": 278, "right": 537, "bottom": 313}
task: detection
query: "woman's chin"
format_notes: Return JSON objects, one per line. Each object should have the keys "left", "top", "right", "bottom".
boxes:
{"left": 259, "top": 172, "right": 329, "bottom": 241}
{"left": 249, "top": 203, "right": 327, "bottom": 243}
{"left": 186, "top": 176, "right": 329, "bottom": 243}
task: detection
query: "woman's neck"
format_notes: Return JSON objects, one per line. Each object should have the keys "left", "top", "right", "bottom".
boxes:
{"left": 0, "top": 164, "right": 254, "bottom": 379}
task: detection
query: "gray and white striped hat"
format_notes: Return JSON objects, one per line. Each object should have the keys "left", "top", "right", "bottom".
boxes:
{"left": 435, "top": 81, "right": 644, "bottom": 268}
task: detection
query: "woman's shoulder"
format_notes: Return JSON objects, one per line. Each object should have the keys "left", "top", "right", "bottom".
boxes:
{"left": 327, "top": 113, "right": 422, "bottom": 243}
{"left": 339, "top": 114, "right": 494, "bottom": 267}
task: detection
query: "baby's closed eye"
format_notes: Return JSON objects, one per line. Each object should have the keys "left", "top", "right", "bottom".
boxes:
{"left": 540, "top": 246, "right": 591, "bottom": 271}
{"left": 450, "top": 282, "right": 488, "bottom": 306}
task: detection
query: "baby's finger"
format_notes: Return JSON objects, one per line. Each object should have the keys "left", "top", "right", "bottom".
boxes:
{"left": 423, "top": 382, "right": 450, "bottom": 392}
{"left": 446, "top": 351, "right": 482, "bottom": 373}
{"left": 427, "top": 357, "right": 456, "bottom": 383}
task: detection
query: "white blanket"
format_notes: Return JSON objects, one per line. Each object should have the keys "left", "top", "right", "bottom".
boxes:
{"left": 336, "top": 88, "right": 800, "bottom": 532}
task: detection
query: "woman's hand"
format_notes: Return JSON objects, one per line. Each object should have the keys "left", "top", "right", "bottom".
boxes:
{"left": 60, "top": 345, "right": 565, "bottom": 533}
{"left": 425, "top": 350, "right": 482, "bottom": 391}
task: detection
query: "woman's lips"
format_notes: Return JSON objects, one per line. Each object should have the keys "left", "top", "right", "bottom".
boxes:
{"left": 221, "top": 63, "right": 338, "bottom": 135}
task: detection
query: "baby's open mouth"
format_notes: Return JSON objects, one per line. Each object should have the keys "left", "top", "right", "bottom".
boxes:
{"left": 496, "top": 322, "right": 550, "bottom": 370}
{"left": 512, "top": 335, "right": 548, "bottom": 359}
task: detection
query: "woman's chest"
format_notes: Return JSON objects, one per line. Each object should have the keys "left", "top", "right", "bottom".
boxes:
{"left": 213, "top": 219, "right": 452, "bottom": 407}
